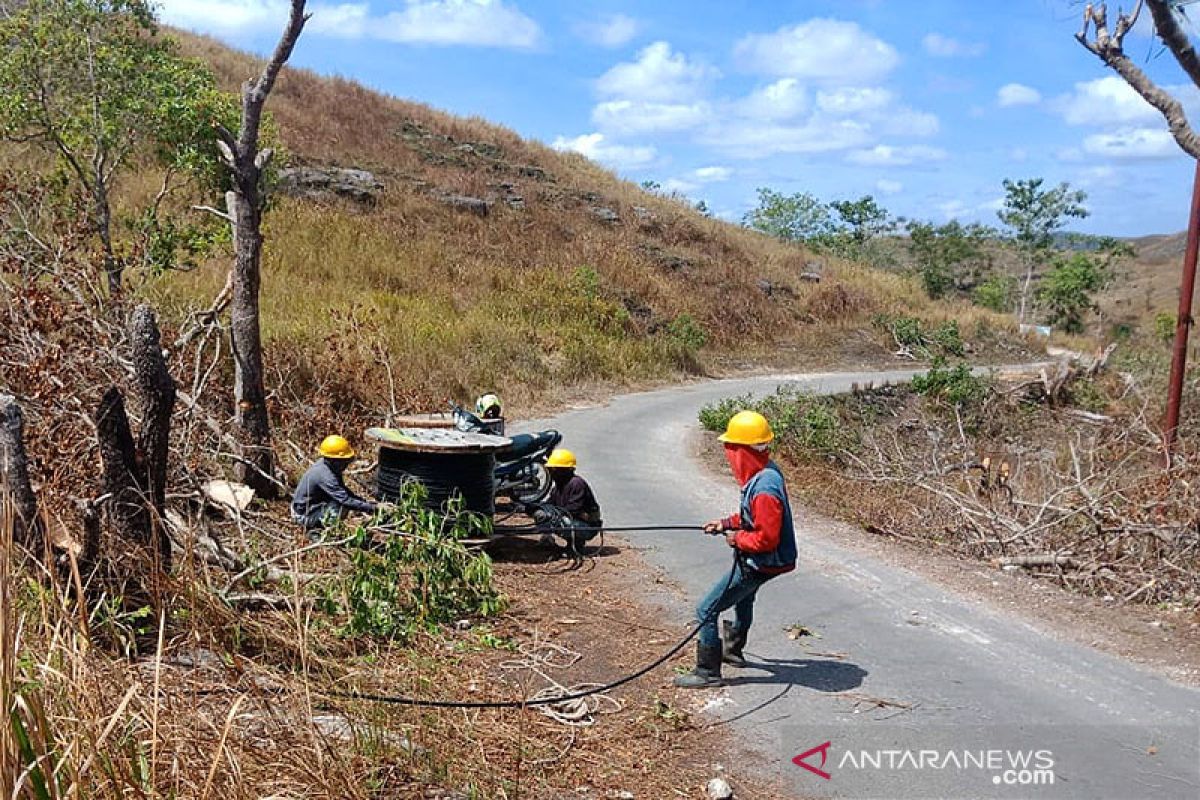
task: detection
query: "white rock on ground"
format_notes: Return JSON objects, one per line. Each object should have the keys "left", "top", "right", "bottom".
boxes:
{"left": 705, "top": 777, "right": 734, "bottom": 799}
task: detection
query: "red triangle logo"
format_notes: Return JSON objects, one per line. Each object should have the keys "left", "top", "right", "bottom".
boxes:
{"left": 793, "top": 741, "right": 832, "bottom": 780}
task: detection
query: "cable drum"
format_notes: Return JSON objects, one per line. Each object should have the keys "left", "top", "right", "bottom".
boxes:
{"left": 376, "top": 447, "right": 496, "bottom": 516}
{"left": 364, "top": 426, "right": 511, "bottom": 518}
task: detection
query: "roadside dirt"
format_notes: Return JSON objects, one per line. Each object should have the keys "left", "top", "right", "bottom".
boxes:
{"left": 483, "top": 536, "right": 791, "bottom": 799}
{"left": 693, "top": 436, "right": 1200, "bottom": 688}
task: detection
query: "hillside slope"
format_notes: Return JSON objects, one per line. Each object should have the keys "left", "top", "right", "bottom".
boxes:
{"left": 152, "top": 33, "right": 1007, "bottom": 427}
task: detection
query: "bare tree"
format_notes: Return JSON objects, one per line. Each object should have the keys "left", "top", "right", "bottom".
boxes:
{"left": 213, "top": 0, "right": 309, "bottom": 499}
{"left": 1076, "top": 1, "right": 1200, "bottom": 158}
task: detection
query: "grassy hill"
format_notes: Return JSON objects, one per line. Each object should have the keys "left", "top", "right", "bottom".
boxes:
{"left": 140, "top": 32, "right": 1015, "bottom": 427}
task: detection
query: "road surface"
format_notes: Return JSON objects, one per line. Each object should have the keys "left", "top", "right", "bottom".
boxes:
{"left": 526, "top": 369, "right": 1200, "bottom": 800}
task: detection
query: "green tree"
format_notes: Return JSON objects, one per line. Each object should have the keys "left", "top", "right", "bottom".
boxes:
{"left": 907, "top": 220, "right": 993, "bottom": 299}
{"left": 0, "top": 0, "right": 235, "bottom": 294}
{"left": 1034, "top": 239, "right": 1130, "bottom": 333}
{"left": 829, "top": 195, "right": 892, "bottom": 244}
{"left": 997, "top": 178, "right": 1089, "bottom": 323}
{"left": 744, "top": 187, "right": 835, "bottom": 243}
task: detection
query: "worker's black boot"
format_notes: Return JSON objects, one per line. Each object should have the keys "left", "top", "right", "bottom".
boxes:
{"left": 673, "top": 642, "right": 723, "bottom": 688}
{"left": 722, "top": 620, "right": 748, "bottom": 668}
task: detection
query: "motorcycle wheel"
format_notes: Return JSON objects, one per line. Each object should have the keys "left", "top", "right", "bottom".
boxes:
{"left": 511, "top": 463, "right": 552, "bottom": 504}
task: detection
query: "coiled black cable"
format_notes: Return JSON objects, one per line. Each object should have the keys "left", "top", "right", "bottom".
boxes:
{"left": 376, "top": 447, "right": 496, "bottom": 516}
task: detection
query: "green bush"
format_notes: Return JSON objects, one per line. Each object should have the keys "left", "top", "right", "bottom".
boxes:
{"left": 698, "top": 387, "right": 853, "bottom": 460}
{"left": 911, "top": 359, "right": 991, "bottom": 408}
{"left": 320, "top": 485, "right": 506, "bottom": 641}
{"left": 660, "top": 313, "right": 708, "bottom": 371}
{"left": 973, "top": 275, "right": 1015, "bottom": 313}
{"left": 1154, "top": 312, "right": 1176, "bottom": 345}
{"left": 873, "top": 314, "right": 965, "bottom": 359}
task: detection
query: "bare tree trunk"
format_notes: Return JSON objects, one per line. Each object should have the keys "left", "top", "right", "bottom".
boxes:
{"left": 0, "top": 394, "right": 41, "bottom": 554}
{"left": 95, "top": 387, "right": 150, "bottom": 553}
{"left": 215, "top": 0, "right": 308, "bottom": 500}
{"left": 129, "top": 305, "right": 174, "bottom": 567}
{"left": 93, "top": 306, "right": 176, "bottom": 573}
{"left": 1017, "top": 254, "right": 1035, "bottom": 325}
{"left": 94, "top": 171, "right": 120, "bottom": 296}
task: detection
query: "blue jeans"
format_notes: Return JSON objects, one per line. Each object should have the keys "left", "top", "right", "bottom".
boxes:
{"left": 696, "top": 559, "right": 774, "bottom": 649}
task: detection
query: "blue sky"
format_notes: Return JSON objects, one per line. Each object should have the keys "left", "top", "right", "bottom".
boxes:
{"left": 157, "top": 0, "right": 1200, "bottom": 236}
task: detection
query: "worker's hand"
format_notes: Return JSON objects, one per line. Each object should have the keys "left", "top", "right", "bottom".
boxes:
{"left": 703, "top": 520, "right": 724, "bottom": 535}
{"left": 724, "top": 531, "right": 739, "bottom": 548}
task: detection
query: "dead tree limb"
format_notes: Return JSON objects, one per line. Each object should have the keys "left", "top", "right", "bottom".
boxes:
{"left": 0, "top": 393, "right": 42, "bottom": 553}
{"left": 220, "top": 0, "right": 309, "bottom": 499}
{"left": 1076, "top": 1, "right": 1200, "bottom": 158}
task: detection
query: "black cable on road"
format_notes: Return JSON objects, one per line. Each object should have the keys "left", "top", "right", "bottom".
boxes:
{"left": 320, "top": 549, "right": 740, "bottom": 710}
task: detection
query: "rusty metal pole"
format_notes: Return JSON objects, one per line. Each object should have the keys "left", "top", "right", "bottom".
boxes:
{"left": 1162, "top": 159, "right": 1200, "bottom": 465}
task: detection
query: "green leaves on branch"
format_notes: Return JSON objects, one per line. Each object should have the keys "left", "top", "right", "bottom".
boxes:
{"left": 320, "top": 486, "right": 506, "bottom": 642}
{"left": 997, "top": 178, "right": 1089, "bottom": 252}
{"left": 0, "top": 0, "right": 240, "bottom": 277}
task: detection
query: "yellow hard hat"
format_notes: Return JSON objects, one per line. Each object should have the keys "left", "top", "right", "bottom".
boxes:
{"left": 546, "top": 448, "right": 577, "bottom": 469}
{"left": 718, "top": 411, "right": 773, "bottom": 446}
{"left": 318, "top": 435, "right": 355, "bottom": 459}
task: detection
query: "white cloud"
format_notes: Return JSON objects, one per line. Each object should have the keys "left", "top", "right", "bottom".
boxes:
{"left": 596, "top": 41, "right": 717, "bottom": 103}
{"left": 734, "top": 19, "right": 899, "bottom": 84}
{"left": 1082, "top": 127, "right": 1182, "bottom": 160}
{"left": 705, "top": 118, "right": 873, "bottom": 159}
{"left": 1009, "top": 147, "right": 1028, "bottom": 162}
{"left": 922, "top": 32, "right": 986, "bottom": 58}
{"left": 878, "top": 107, "right": 940, "bottom": 137}
{"left": 875, "top": 179, "right": 903, "bottom": 195}
{"left": 997, "top": 83, "right": 1042, "bottom": 107}
{"left": 693, "top": 165, "right": 732, "bottom": 182}
{"left": 158, "top": 0, "right": 287, "bottom": 34}
{"left": 1054, "top": 75, "right": 1200, "bottom": 127}
{"left": 591, "top": 100, "right": 710, "bottom": 135}
{"left": 551, "top": 132, "right": 657, "bottom": 169}
{"left": 816, "top": 87, "right": 894, "bottom": 115}
{"left": 376, "top": 0, "right": 540, "bottom": 47}
{"left": 846, "top": 144, "right": 947, "bottom": 166}
{"left": 660, "top": 177, "right": 698, "bottom": 195}
{"left": 937, "top": 199, "right": 971, "bottom": 221}
{"left": 574, "top": 13, "right": 640, "bottom": 48}
{"left": 737, "top": 79, "right": 809, "bottom": 121}
{"left": 158, "top": 0, "right": 542, "bottom": 48}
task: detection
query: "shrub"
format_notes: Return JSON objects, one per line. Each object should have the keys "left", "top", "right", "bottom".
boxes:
{"left": 659, "top": 313, "right": 708, "bottom": 371}
{"left": 320, "top": 485, "right": 506, "bottom": 641}
{"left": 1154, "top": 312, "right": 1176, "bottom": 345}
{"left": 910, "top": 359, "right": 991, "bottom": 409}
{"left": 973, "top": 275, "right": 1015, "bottom": 313}
{"left": 873, "top": 314, "right": 965, "bottom": 359}
{"left": 698, "top": 387, "right": 853, "bottom": 461}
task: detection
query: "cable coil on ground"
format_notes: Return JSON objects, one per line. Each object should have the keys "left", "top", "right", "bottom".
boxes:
{"left": 376, "top": 447, "right": 496, "bottom": 516}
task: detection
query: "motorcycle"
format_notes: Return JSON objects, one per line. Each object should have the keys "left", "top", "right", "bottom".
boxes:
{"left": 451, "top": 404, "right": 562, "bottom": 504}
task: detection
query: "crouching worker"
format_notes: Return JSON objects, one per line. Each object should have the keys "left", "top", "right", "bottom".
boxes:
{"left": 674, "top": 411, "right": 796, "bottom": 689}
{"left": 291, "top": 435, "right": 378, "bottom": 533}
{"left": 541, "top": 448, "right": 602, "bottom": 551}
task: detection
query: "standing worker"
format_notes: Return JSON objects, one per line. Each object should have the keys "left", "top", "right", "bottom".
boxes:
{"left": 675, "top": 411, "right": 796, "bottom": 688}
{"left": 291, "top": 435, "right": 379, "bottom": 532}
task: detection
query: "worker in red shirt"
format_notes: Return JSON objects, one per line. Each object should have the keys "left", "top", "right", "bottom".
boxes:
{"left": 675, "top": 411, "right": 797, "bottom": 689}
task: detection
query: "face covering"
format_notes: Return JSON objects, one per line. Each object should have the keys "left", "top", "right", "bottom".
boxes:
{"left": 723, "top": 444, "right": 769, "bottom": 486}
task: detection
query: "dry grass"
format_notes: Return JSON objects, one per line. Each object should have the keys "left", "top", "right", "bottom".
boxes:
{"left": 126, "top": 30, "right": 1018, "bottom": 422}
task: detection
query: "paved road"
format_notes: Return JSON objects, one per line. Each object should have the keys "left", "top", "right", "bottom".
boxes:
{"left": 525, "top": 369, "right": 1200, "bottom": 800}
